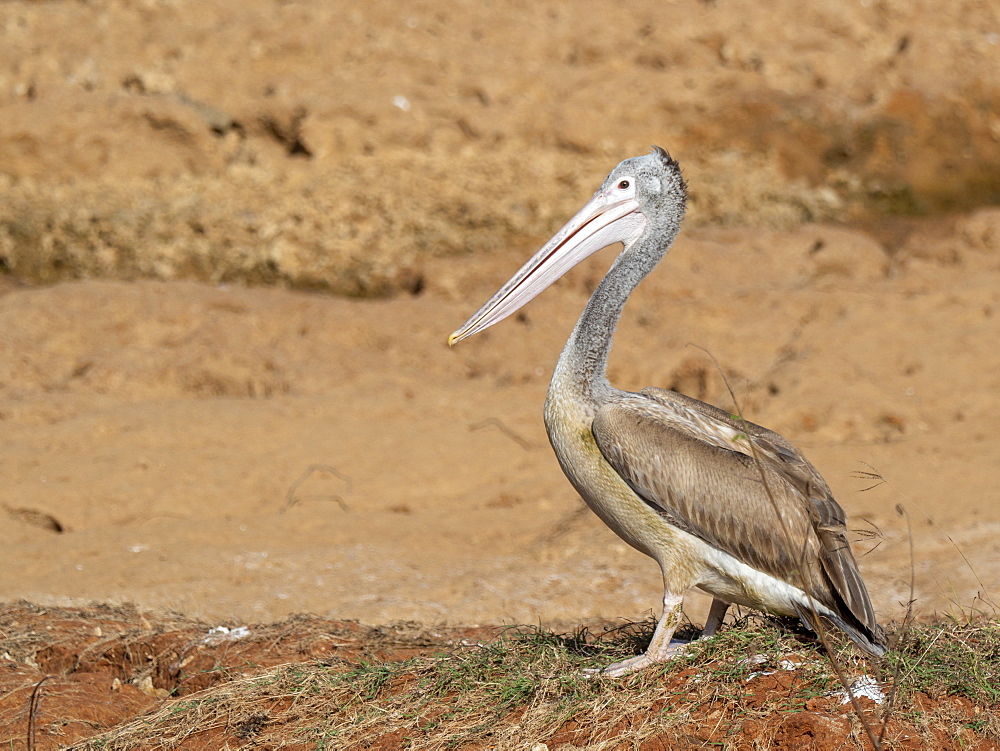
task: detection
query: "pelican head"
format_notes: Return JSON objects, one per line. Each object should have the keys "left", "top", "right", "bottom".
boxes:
{"left": 449, "top": 147, "right": 687, "bottom": 346}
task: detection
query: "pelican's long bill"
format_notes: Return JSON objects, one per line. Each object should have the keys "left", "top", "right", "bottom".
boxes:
{"left": 448, "top": 185, "right": 647, "bottom": 345}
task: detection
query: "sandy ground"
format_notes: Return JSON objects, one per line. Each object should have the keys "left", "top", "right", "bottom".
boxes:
{"left": 1, "top": 0, "right": 999, "bottom": 641}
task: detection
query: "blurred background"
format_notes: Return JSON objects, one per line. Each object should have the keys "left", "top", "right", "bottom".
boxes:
{"left": 3, "top": 0, "right": 999, "bottom": 292}
{"left": 0, "top": 0, "right": 998, "bottom": 629}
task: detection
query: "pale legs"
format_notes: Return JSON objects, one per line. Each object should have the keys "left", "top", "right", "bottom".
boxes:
{"left": 588, "top": 595, "right": 730, "bottom": 677}
{"left": 589, "top": 591, "right": 685, "bottom": 677}
{"left": 701, "top": 597, "right": 730, "bottom": 638}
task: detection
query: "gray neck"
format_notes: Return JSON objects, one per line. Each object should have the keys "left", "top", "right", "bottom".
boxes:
{"left": 551, "top": 246, "right": 658, "bottom": 403}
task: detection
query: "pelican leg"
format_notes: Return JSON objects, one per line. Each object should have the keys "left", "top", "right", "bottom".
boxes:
{"left": 589, "top": 591, "right": 685, "bottom": 678}
{"left": 701, "top": 597, "right": 730, "bottom": 638}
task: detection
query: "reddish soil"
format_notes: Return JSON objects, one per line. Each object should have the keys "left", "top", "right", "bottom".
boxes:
{"left": 0, "top": 602, "right": 479, "bottom": 748}
{"left": 0, "top": 604, "right": 995, "bottom": 749}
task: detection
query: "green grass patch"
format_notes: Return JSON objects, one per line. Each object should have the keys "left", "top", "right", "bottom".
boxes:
{"left": 889, "top": 620, "right": 1000, "bottom": 703}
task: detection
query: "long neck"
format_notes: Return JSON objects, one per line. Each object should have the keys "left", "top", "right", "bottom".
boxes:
{"left": 551, "top": 243, "right": 661, "bottom": 402}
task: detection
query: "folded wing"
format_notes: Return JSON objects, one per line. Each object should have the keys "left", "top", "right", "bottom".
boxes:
{"left": 591, "top": 387, "right": 885, "bottom": 655}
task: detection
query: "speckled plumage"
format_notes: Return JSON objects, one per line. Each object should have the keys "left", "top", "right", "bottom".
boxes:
{"left": 453, "top": 147, "right": 885, "bottom": 675}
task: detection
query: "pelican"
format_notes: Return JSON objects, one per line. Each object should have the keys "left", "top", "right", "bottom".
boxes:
{"left": 449, "top": 148, "right": 887, "bottom": 675}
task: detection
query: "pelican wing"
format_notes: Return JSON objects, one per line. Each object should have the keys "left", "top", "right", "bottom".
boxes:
{"left": 591, "top": 387, "right": 882, "bottom": 649}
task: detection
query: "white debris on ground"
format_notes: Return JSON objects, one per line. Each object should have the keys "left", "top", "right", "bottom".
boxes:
{"left": 739, "top": 654, "right": 886, "bottom": 706}
{"left": 202, "top": 625, "right": 252, "bottom": 645}
{"left": 833, "top": 675, "right": 885, "bottom": 705}
{"left": 741, "top": 653, "right": 804, "bottom": 680}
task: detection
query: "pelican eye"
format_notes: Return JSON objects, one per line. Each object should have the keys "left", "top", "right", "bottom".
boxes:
{"left": 617, "top": 180, "right": 630, "bottom": 190}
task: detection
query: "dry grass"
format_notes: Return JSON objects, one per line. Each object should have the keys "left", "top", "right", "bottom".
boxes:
{"left": 70, "top": 614, "right": 999, "bottom": 750}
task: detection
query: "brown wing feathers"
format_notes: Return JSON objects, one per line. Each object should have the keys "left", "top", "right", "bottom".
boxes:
{"left": 592, "top": 393, "right": 886, "bottom": 655}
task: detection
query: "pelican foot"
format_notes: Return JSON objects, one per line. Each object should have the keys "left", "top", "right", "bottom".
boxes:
{"left": 582, "top": 638, "right": 691, "bottom": 678}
